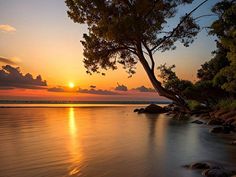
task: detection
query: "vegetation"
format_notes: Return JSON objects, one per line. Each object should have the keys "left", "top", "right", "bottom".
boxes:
{"left": 158, "top": 0, "right": 236, "bottom": 111}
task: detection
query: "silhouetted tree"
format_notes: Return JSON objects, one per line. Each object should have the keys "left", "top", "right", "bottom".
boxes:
{"left": 209, "top": 0, "right": 236, "bottom": 93}
{"left": 65, "top": 0, "right": 210, "bottom": 109}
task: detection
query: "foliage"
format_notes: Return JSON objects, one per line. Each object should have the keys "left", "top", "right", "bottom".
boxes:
{"left": 157, "top": 64, "right": 193, "bottom": 96}
{"left": 215, "top": 98, "right": 236, "bottom": 110}
{"left": 197, "top": 42, "right": 229, "bottom": 81}
{"left": 65, "top": 0, "right": 201, "bottom": 76}
{"left": 209, "top": 0, "right": 236, "bottom": 93}
{"left": 187, "top": 100, "right": 202, "bottom": 111}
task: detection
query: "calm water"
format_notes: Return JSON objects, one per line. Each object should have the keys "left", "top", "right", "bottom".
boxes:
{"left": 0, "top": 104, "right": 236, "bottom": 177}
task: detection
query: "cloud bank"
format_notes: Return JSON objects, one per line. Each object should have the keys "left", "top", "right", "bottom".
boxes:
{"left": 114, "top": 83, "right": 128, "bottom": 91}
{"left": 78, "top": 88, "right": 118, "bottom": 95}
{"left": 0, "top": 56, "right": 17, "bottom": 65}
{"left": 48, "top": 87, "right": 65, "bottom": 92}
{"left": 132, "top": 86, "right": 156, "bottom": 92}
{"left": 0, "top": 24, "right": 16, "bottom": 32}
{"left": 0, "top": 65, "right": 47, "bottom": 89}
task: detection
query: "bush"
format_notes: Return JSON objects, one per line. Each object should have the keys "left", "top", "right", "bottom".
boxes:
{"left": 216, "top": 98, "right": 236, "bottom": 110}
{"left": 187, "top": 100, "right": 202, "bottom": 111}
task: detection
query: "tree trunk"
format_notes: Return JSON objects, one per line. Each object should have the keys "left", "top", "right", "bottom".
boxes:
{"left": 136, "top": 44, "right": 190, "bottom": 112}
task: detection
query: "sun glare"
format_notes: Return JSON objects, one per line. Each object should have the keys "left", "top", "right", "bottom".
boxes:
{"left": 69, "top": 82, "right": 75, "bottom": 88}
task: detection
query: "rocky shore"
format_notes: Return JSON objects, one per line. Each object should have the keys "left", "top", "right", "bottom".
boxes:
{"left": 134, "top": 104, "right": 236, "bottom": 177}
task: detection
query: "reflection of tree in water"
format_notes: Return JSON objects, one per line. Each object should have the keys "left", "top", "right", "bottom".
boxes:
{"left": 145, "top": 114, "right": 160, "bottom": 141}
{"left": 144, "top": 114, "right": 163, "bottom": 176}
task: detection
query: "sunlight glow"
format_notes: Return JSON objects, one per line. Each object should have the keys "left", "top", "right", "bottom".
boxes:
{"left": 69, "top": 82, "right": 75, "bottom": 88}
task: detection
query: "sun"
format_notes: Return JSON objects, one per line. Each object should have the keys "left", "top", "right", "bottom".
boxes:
{"left": 69, "top": 82, "right": 75, "bottom": 88}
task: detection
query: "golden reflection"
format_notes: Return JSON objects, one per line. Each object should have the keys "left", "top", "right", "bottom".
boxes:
{"left": 69, "top": 107, "right": 77, "bottom": 136}
{"left": 68, "top": 107, "right": 83, "bottom": 176}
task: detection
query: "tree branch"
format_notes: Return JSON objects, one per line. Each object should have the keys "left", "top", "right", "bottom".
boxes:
{"left": 151, "top": 0, "right": 210, "bottom": 52}
{"left": 142, "top": 41, "right": 155, "bottom": 73}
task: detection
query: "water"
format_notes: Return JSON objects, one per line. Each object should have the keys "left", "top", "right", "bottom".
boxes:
{"left": 0, "top": 104, "right": 236, "bottom": 177}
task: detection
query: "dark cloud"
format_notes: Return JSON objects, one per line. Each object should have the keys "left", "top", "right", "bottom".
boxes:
{"left": 133, "top": 86, "right": 155, "bottom": 92}
{"left": 90, "top": 85, "right": 96, "bottom": 89}
{"left": 0, "top": 65, "right": 47, "bottom": 89}
{"left": 0, "top": 57, "right": 16, "bottom": 65}
{"left": 114, "top": 83, "right": 128, "bottom": 91}
{"left": 48, "top": 87, "right": 64, "bottom": 92}
{"left": 78, "top": 88, "right": 118, "bottom": 95}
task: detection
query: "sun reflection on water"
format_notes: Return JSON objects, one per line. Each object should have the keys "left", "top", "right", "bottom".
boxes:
{"left": 69, "top": 107, "right": 77, "bottom": 137}
{"left": 68, "top": 107, "right": 83, "bottom": 176}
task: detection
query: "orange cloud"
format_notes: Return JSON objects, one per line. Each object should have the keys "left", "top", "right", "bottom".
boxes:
{"left": 0, "top": 24, "right": 16, "bottom": 32}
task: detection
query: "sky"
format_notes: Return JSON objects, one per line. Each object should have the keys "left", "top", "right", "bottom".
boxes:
{"left": 0, "top": 0, "right": 219, "bottom": 101}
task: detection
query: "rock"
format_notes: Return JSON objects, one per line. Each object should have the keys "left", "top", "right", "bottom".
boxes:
{"left": 190, "top": 162, "right": 210, "bottom": 170}
{"left": 200, "top": 113, "right": 211, "bottom": 120}
{"left": 138, "top": 108, "right": 145, "bottom": 114}
{"left": 144, "top": 104, "right": 167, "bottom": 114}
{"left": 191, "top": 120, "right": 204, "bottom": 124}
{"left": 202, "top": 169, "right": 234, "bottom": 177}
{"left": 224, "top": 118, "right": 236, "bottom": 126}
{"left": 209, "top": 126, "right": 232, "bottom": 134}
{"left": 231, "top": 140, "right": 236, "bottom": 145}
{"left": 134, "top": 109, "right": 139, "bottom": 112}
{"left": 209, "top": 127, "right": 224, "bottom": 133}
{"left": 207, "top": 119, "right": 224, "bottom": 126}
{"left": 184, "top": 162, "right": 222, "bottom": 170}
{"left": 223, "top": 125, "right": 234, "bottom": 133}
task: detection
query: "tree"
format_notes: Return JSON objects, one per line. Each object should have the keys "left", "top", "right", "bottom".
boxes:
{"left": 197, "top": 42, "right": 229, "bottom": 81}
{"left": 209, "top": 0, "right": 236, "bottom": 93}
{"left": 157, "top": 64, "right": 193, "bottom": 98}
{"left": 65, "top": 0, "right": 210, "bottom": 109}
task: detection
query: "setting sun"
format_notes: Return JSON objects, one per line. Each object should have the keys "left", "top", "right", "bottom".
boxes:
{"left": 69, "top": 82, "right": 75, "bottom": 88}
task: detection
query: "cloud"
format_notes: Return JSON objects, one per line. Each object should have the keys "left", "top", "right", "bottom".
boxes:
{"left": 0, "top": 56, "right": 17, "bottom": 65}
{"left": 132, "top": 86, "right": 156, "bottom": 92}
{"left": 0, "top": 65, "right": 47, "bottom": 89}
{"left": 114, "top": 83, "right": 128, "bottom": 91}
{"left": 48, "top": 87, "right": 65, "bottom": 92}
{"left": 90, "top": 85, "right": 96, "bottom": 89}
{"left": 78, "top": 88, "right": 118, "bottom": 95}
{"left": 0, "top": 24, "right": 16, "bottom": 32}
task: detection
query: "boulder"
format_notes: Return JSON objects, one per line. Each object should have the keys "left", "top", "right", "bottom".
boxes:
{"left": 202, "top": 169, "right": 234, "bottom": 177}
{"left": 207, "top": 119, "right": 224, "bottom": 126}
{"left": 144, "top": 104, "right": 167, "bottom": 114}
{"left": 190, "top": 162, "right": 210, "bottom": 170}
{"left": 191, "top": 120, "right": 204, "bottom": 124}
{"left": 231, "top": 140, "right": 236, "bottom": 145}
{"left": 209, "top": 127, "right": 224, "bottom": 134}
{"left": 209, "top": 126, "right": 232, "bottom": 134}
{"left": 138, "top": 108, "right": 145, "bottom": 114}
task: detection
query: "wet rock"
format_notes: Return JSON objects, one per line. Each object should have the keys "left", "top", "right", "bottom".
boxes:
{"left": 184, "top": 162, "right": 222, "bottom": 170}
{"left": 134, "top": 104, "right": 167, "bottom": 114}
{"left": 144, "top": 104, "right": 167, "bottom": 114}
{"left": 191, "top": 120, "right": 204, "bottom": 124}
{"left": 209, "top": 126, "right": 232, "bottom": 134}
{"left": 200, "top": 113, "right": 211, "bottom": 120}
{"left": 190, "top": 162, "right": 210, "bottom": 170}
{"left": 202, "top": 169, "right": 234, "bottom": 177}
{"left": 138, "top": 108, "right": 145, "bottom": 114}
{"left": 231, "top": 140, "right": 236, "bottom": 145}
{"left": 224, "top": 118, "right": 236, "bottom": 126}
{"left": 207, "top": 119, "right": 224, "bottom": 126}
{"left": 209, "top": 127, "right": 224, "bottom": 133}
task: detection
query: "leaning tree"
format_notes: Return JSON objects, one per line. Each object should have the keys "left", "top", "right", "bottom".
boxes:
{"left": 65, "top": 0, "right": 210, "bottom": 110}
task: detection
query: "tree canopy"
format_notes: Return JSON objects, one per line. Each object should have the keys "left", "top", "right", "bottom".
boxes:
{"left": 66, "top": 0, "right": 209, "bottom": 108}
